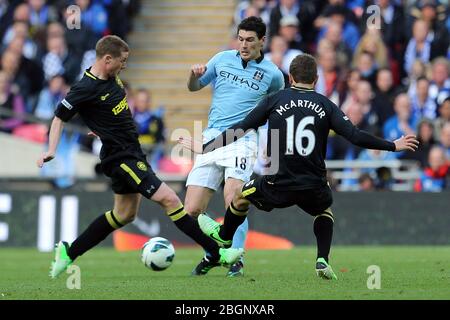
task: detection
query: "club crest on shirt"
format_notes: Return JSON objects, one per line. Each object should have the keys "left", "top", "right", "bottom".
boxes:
{"left": 137, "top": 161, "right": 147, "bottom": 171}
{"left": 253, "top": 70, "right": 264, "bottom": 82}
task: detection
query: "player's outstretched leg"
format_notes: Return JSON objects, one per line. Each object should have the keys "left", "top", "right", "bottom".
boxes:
{"left": 50, "top": 208, "right": 128, "bottom": 279}
{"left": 50, "top": 193, "right": 141, "bottom": 279}
{"left": 152, "top": 183, "right": 243, "bottom": 275}
{"left": 198, "top": 201, "right": 248, "bottom": 248}
{"left": 55, "top": 211, "right": 123, "bottom": 278}
{"left": 165, "top": 202, "right": 230, "bottom": 276}
{"left": 198, "top": 196, "right": 249, "bottom": 277}
{"left": 189, "top": 210, "right": 244, "bottom": 276}
{"left": 197, "top": 213, "right": 232, "bottom": 247}
{"left": 313, "top": 209, "right": 337, "bottom": 280}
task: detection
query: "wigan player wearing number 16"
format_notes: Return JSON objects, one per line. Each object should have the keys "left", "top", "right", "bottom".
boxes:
{"left": 184, "top": 16, "right": 284, "bottom": 277}
{"left": 195, "top": 54, "right": 419, "bottom": 279}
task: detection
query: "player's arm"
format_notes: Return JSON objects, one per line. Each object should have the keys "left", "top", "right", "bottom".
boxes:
{"left": 37, "top": 83, "right": 91, "bottom": 167}
{"left": 330, "top": 103, "right": 419, "bottom": 152}
{"left": 37, "top": 116, "right": 64, "bottom": 167}
{"left": 187, "top": 51, "right": 224, "bottom": 91}
{"left": 187, "top": 64, "right": 207, "bottom": 91}
{"left": 202, "top": 96, "right": 272, "bottom": 153}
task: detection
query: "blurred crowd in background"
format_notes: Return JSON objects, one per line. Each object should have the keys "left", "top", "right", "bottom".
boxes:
{"left": 0, "top": 0, "right": 449, "bottom": 191}
{"left": 231, "top": 0, "right": 450, "bottom": 191}
{"left": 0, "top": 0, "right": 166, "bottom": 187}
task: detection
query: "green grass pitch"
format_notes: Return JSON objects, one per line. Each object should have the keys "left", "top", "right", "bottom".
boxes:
{"left": 1, "top": 246, "right": 449, "bottom": 300}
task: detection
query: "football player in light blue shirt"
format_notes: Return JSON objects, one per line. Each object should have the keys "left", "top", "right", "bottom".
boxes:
{"left": 184, "top": 16, "right": 285, "bottom": 277}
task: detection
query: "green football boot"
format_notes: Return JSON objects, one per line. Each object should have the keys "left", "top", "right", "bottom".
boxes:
{"left": 198, "top": 213, "right": 232, "bottom": 248}
{"left": 315, "top": 257, "right": 338, "bottom": 280}
{"left": 219, "top": 248, "right": 244, "bottom": 267}
{"left": 49, "top": 241, "right": 72, "bottom": 279}
{"left": 191, "top": 248, "right": 244, "bottom": 276}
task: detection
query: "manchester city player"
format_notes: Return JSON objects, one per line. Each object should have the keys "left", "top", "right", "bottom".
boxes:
{"left": 185, "top": 17, "right": 285, "bottom": 276}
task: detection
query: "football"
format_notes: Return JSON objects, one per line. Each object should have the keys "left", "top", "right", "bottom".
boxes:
{"left": 141, "top": 237, "right": 175, "bottom": 271}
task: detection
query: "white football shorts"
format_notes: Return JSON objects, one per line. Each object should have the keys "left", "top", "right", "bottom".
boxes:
{"left": 186, "top": 133, "right": 258, "bottom": 191}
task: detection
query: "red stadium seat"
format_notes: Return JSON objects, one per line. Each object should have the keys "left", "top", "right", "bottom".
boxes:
{"left": 12, "top": 124, "right": 48, "bottom": 144}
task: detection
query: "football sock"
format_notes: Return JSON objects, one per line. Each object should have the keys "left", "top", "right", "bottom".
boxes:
{"left": 220, "top": 202, "right": 248, "bottom": 241}
{"left": 167, "top": 205, "right": 220, "bottom": 261}
{"left": 68, "top": 210, "right": 123, "bottom": 261}
{"left": 313, "top": 210, "right": 334, "bottom": 263}
{"left": 231, "top": 218, "right": 248, "bottom": 249}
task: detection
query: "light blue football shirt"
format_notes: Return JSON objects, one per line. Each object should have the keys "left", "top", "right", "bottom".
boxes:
{"left": 199, "top": 50, "right": 285, "bottom": 141}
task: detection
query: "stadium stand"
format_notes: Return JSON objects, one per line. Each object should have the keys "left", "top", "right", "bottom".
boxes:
{"left": 0, "top": 0, "right": 449, "bottom": 191}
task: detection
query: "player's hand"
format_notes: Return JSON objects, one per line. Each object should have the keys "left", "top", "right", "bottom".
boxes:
{"left": 190, "top": 64, "right": 207, "bottom": 78}
{"left": 177, "top": 136, "right": 203, "bottom": 154}
{"left": 37, "top": 151, "right": 55, "bottom": 168}
{"left": 88, "top": 131, "right": 99, "bottom": 138}
{"left": 394, "top": 135, "right": 419, "bottom": 152}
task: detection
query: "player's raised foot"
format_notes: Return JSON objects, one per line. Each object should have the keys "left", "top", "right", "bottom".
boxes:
{"left": 191, "top": 248, "right": 243, "bottom": 275}
{"left": 49, "top": 241, "right": 72, "bottom": 279}
{"left": 219, "top": 248, "right": 244, "bottom": 267}
{"left": 198, "top": 213, "right": 232, "bottom": 248}
{"left": 191, "top": 255, "right": 220, "bottom": 276}
{"left": 227, "top": 257, "right": 244, "bottom": 277}
{"left": 315, "top": 257, "right": 337, "bottom": 280}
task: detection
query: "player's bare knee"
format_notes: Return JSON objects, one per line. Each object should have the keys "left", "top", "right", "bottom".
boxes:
{"left": 224, "top": 193, "right": 235, "bottom": 209}
{"left": 233, "top": 197, "right": 250, "bottom": 211}
{"left": 224, "top": 180, "right": 244, "bottom": 207}
{"left": 115, "top": 209, "right": 137, "bottom": 225}
{"left": 159, "top": 190, "right": 182, "bottom": 212}
{"left": 184, "top": 196, "right": 206, "bottom": 218}
{"left": 232, "top": 189, "right": 249, "bottom": 210}
{"left": 234, "top": 187, "right": 246, "bottom": 201}
{"left": 123, "top": 212, "right": 137, "bottom": 224}
{"left": 184, "top": 204, "right": 203, "bottom": 218}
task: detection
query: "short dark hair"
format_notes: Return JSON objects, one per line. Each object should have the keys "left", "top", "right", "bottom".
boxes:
{"left": 441, "top": 96, "right": 450, "bottom": 105}
{"left": 289, "top": 54, "right": 317, "bottom": 84}
{"left": 377, "top": 67, "right": 392, "bottom": 74}
{"left": 237, "top": 16, "right": 266, "bottom": 39}
{"left": 95, "top": 35, "right": 129, "bottom": 58}
{"left": 323, "top": 5, "right": 347, "bottom": 17}
{"left": 416, "top": 76, "right": 429, "bottom": 83}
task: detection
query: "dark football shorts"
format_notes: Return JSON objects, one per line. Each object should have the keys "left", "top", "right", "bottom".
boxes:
{"left": 101, "top": 150, "right": 162, "bottom": 199}
{"left": 241, "top": 174, "right": 333, "bottom": 216}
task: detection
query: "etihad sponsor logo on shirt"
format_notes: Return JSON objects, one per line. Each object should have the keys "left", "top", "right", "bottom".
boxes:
{"left": 112, "top": 96, "right": 129, "bottom": 115}
{"left": 219, "top": 70, "right": 260, "bottom": 90}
